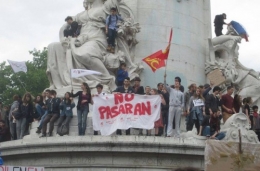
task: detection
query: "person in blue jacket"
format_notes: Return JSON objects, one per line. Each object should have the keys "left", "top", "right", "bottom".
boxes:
{"left": 57, "top": 92, "right": 75, "bottom": 136}
{"left": 116, "top": 63, "right": 128, "bottom": 86}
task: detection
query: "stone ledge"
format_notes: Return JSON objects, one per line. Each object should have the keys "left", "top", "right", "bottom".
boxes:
{"left": 0, "top": 136, "right": 205, "bottom": 156}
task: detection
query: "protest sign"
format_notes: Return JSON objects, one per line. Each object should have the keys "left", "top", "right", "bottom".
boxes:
{"left": 92, "top": 94, "right": 161, "bottom": 136}
{"left": 193, "top": 99, "right": 205, "bottom": 107}
{"left": 0, "top": 166, "right": 44, "bottom": 171}
{"left": 207, "top": 69, "right": 226, "bottom": 86}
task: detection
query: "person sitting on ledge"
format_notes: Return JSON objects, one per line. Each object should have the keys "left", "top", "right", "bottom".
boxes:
{"left": 40, "top": 90, "right": 61, "bottom": 137}
{"left": 105, "top": 7, "right": 124, "bottom": 53}
{"left": 64, "top": 16, "right": 79, "bottom": 38}
{"left": 199, "top": 110, "right": 225, "bottom": 140}
{"left": 57, "top": 92, "right": 75, "bottom": 136}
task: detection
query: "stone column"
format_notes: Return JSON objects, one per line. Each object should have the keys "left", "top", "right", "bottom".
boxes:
{"left": 125, "top": 0, "right": 211, "bottom": 88}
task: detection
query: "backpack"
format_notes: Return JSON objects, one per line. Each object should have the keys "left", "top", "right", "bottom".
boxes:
{"left": 108, "top": 15, "right": 118, "bottom": 27}
{"left": 57, "top": 124, "right": 69, "bottom": 136}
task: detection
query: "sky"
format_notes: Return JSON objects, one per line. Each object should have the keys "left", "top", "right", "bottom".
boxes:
{"left": 0, "top": 0, "right": 259, "bottom": 71}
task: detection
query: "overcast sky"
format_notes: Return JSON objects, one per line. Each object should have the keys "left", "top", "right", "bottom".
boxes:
{"left": 0, "top": 0, "right": 259, "bottom": 71}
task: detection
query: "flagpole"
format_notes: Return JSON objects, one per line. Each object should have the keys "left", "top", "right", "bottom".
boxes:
{"left": 70, "top": 69, "right": 73, "bottom": 91}
{"left": 165, "top": 28, "right": 172, "bottom": 76}
{"left": 15, "top": 74, "right": 28, "bottom": 92}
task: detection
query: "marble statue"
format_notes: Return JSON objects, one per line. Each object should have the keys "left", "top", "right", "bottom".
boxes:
{"left": 46, "top": 0, "right": 142, "bottom": 94}
{"left": 205, "top": 25, "right": 260, "bottom": 106}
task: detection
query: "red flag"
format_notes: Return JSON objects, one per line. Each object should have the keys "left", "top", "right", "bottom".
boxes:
{"left": 142, "top": 28, "right": 173, "bottom": 72}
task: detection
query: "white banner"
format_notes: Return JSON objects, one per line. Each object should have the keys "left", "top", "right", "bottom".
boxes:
{"left": 0, "top": 166, "right": 44, "bottom": 171}
{"left": 7, "top": 60, "right": 27, "bottom": 73}
{"left": 71, "top": 69, "right": 102, "bottom": 78}
{"left": 92, "top": 94, "right": 161, "bottom": 136}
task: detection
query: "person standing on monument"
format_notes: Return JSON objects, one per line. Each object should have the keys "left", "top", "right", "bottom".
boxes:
{"left": 41, "top": 90, "right": 61, "bottom": 137}
{"left": 245, "top": 97, "right": 254, "bottom": 130}
{"left": 16, "top": 93, "right": 33, "bottom": 139}
{"left": 113, "top": 77, "right": 134, "bottom": 135}
{"left": 214, "top": 13, "right": 227, "bottom": 36}
{"left": 91, "top": 84, "right": 106, "bottom": 135}
{"left": 221, "top": 86, "right": 234, "bottom": 123}
{"left": 184, "top": 84, "right": 196, "bottom": 131}
{"left": 164, "top": 74, "right": 184, "bottom": 137}
{"left": 71, "top": 83, "right": 92, "bottom": 136}
{"left": 132, "top": 77, "right": 144, "bottom": 135}
{"left": 105, "top": 7, "right": 124, "bottom": 53}
{"left": 205, "top": 86, "right": 222, "bottom": 116}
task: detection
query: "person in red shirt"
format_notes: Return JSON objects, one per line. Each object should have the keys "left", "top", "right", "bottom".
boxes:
{"left": 221, "top": 86, "right": 234, "bottom": 123}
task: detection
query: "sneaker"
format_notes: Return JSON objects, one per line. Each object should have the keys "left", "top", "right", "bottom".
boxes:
{"left": 36, "top": 128, "right": 41, "bottom": 134}
{"left": 107, "top": 45, "right": 111, "bottom": 52}
{"left": 40, "top": 134, "right": 46, "bottom": 138}
{"left": 47, "top": 132, "right": 53, "bottom": 137}
{"left": 110, "top": 47, "right": 115, "bottom": 54}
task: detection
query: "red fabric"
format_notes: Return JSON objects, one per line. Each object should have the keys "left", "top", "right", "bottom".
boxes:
{"left": 221, "top": 94, "right": 234, "bottom": 114}
{"left": 154, "top": 112, "right": 163, "bottom": 128}
{"left": 254, "top": 112, "right": 259, "bottom": 118}
{"left": 142, "top": 28, "right": 173, "bottom": 72}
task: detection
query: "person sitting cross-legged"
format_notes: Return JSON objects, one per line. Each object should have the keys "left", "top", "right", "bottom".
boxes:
{"left": 199, "top": 110, "right": 225, "bottom": 140}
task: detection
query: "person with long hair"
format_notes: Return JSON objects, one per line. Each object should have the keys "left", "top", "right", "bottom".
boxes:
{"left": 245, "top": 97, "right": 253, "bottom": 129}
{"left": 71, "top": 82, "right": 92, "bottom": 136}
{"left": 35, "top": 95, "right": 45, "bottom": 120}
{"left": 150, "top": 89, "right": 166, "bottom": 136}
{"left": 57, "top": 92, "right": 75, "bottom": 136}
{"left": 16, "top": 93, "right": 33, "bottom": 139}
{"left": 233, "top": 94, "right": 242, "bottom": 113}
{"left": 187, "top": 88, "right": 205, "bottom": 134}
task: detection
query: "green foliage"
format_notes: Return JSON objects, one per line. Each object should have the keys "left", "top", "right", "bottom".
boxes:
{"left": 0, "top": 48, "right": 49, "bottom": 106}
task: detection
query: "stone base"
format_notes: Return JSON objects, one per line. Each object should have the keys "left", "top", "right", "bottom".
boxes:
{"left": 1, "top": 136, "right": 205, "bottom": 171}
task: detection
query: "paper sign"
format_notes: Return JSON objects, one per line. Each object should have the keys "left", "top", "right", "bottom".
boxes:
{"left": 0, "top": 166, "right": 44, "bottom": 171}
{"left": 193, "top": 99, "right": 204, "bottom": 107}
{"left": 207, "top": 69, "right": 226, "bottom": 86}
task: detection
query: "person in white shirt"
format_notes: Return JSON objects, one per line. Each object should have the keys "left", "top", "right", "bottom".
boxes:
{"left": 164, "top": 74, "right": 184, "bottom": 137}
{"left": 91, "top": 84, "right": 106, "bottom": 135}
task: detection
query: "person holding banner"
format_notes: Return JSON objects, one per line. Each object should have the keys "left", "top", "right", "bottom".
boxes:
{"left": 91, "top": 84, "right": 106, "bottom": 135}
{"left": 164, "top": 74, "right": 184, "bottom": 138}
{"left": 187, "top": 88, "right": 205, "bottom": 134}
{"left": 71, "top": 83, "right": 92, "bottom": 136}
{"left": 113, "top": 77, "right": 134, "bottom": 135}
{"left": 150, "top": 89, "right": 166, "bottom": 136}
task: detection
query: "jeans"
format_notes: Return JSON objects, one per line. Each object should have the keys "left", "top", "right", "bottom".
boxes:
{"left": 38, "top": 111, "right": 48, "bottom": 130}
{"left": 77, "top": 106, "right": 89, "bottom": 135}
{"left": 42, "top": 113, "right": 59, "bottom": 135}
{"left": 9, "top": 120, "right": 17, "bottom": 140}
{"left": 108, "top": 29, "right": 117, "bottom": 47}
{"left": 116, "top": 129, "right": 130, "bottom": 135}
{"left": 57, "top": 115, "right": 71, "bottom": 135}
{"left": 35, "top": 104, "right": 45, "bottom": 118}
{"left": 202, "top": 126, "right": 226, "bottom": 140}
{"left": 16, "top": 117, "right": 27, "bottom": 139}
{"left": 167, "top": 106, "right": 182, "bottom": 137}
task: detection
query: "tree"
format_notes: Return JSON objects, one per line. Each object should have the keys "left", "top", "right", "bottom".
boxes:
{"left": 0, "top": 48, "right": 49, "bottom": 106}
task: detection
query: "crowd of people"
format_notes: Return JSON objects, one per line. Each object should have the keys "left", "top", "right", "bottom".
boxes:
{"left": 1, "top": 64, "right": 260, "bottom": 142}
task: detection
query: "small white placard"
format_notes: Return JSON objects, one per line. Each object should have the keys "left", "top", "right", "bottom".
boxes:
{"left": 193, "top": 99, "right": 204, "bottom": 107}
